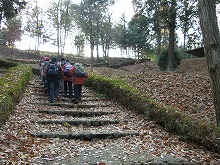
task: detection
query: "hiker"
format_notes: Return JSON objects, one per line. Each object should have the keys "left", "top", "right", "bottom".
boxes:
{"left": 42, "top": 60, "right": 50, "bottom": 93}
{"left": 46, "top": 57, "right": 59, "bottom": 103}
{"left": 59, "top": 58, "right": 66, "bottom": 93}
{"left": 69, "top": 63, "right": 88, "bottom": 104}
{"left": 40, "top": 56, "right": 50, "bottom": 83}
{"left": 62, "top": 60, "right": 73, "bottom": 98}
{"left": 39, "top": 56, "right": 50, "bottom": 67}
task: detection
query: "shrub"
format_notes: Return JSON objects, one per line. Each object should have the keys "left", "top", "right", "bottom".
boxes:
{"left": 0, "top": 64, "right": 32, "bottom": 126}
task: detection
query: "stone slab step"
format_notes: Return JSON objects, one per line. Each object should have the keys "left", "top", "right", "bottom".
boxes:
{"left": 31, "top": 131, "right": 140, "bottom": 140}
{"left": 29, "top": 102, "right": 110, "bottom": 108}
{"left": 32, "top": 119, "right": 123, "bottom": 126}
{"left": 29, "top": 109, "right": 117, "bottom": 117}
{"left": 34, "top": 97, "right": 99, "bottom": 102}
{"left": 31, "top": 93, "right": 96, "bottom": 98}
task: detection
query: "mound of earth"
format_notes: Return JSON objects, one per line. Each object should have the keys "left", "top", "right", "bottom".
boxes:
{"left": 0, "top": 45, "right": 42, "bottom": 60}
{"left": 176, "top": 57, "right": 209, "bottom": 76}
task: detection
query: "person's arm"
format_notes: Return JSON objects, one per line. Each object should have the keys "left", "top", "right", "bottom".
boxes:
{"left": 69, "top": 66, "right": 75, "bottom": 76}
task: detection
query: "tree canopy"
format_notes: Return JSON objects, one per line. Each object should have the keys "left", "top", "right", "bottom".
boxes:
{"left": 0, "top": 0, "right": 26, "bottom": 28}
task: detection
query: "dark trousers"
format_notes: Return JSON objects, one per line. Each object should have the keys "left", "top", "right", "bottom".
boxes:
{"left": 49, "top": 81, "right": 56, "bottom": 103}
{"left": 74, "top": 84, "right": 82, "bottom": 100}
{"left": 64, "top": 80, "right": 73, "bottom": 98}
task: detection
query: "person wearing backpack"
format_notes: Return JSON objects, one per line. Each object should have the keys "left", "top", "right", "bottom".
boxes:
{"left": 55, "top": 61, "right": 62, "bottom": 98}
{"left": 40, "top": 56, "right": 50, "bottom": 84}
{"left": 46, "top": 57, "right": 59, "bottom": 103}
{"left": 62, "top": 60, "right": 73, "bottom": 98}
{"left": 69, "top": 63, "right": 88, "bottom": 104}
{"left": 42, "top": 60, "right": 50, "bottom": 93}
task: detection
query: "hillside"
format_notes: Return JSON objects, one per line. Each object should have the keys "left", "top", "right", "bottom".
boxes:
{"left": 94, "top": 57, "right": 215, "bottom": 126}
{"left": 0, "top": 45, "right": 138, "bottom": 66}
{"left": 175, "top": 57, "right": 209, "bottom": 76}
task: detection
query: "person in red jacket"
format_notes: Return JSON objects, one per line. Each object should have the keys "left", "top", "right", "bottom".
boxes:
{"left": 69, "top": 63, "right": 88, "bottom": 103}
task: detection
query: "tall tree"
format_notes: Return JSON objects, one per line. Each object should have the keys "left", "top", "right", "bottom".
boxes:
{"left": 128, "top": 13, "right": 152, "bottom": 59}
{"left": 113, "top": 14, "right": 130, "bottom": 57}
{"left": 99, "top": 14, "right": 113, "bottom": 62}
{"left": 132, "top": 0, "right": 205, "bottom": 70}
{"left": 198, "top": 0, "right": 220, "bottom": 126}
{"left": 23, "top": 1, "right": 48, "bottom": 51}
{"left": 47, "top": 0, "right": 74, "bottom": 57}
{"left": 178, "top": 0, "right": 198, "bottom": 50}
{"left": 0, "top": 0, "right": 26, "bottom": 28}
{"left": 133, "top": 0, "right": 177, "bottom": 70}
{"left": 4, "top": 17, "right": 22, "bottom": 47}
{"left": 74, "top": 34, "right": 85, "bottom": 59}
{"left": 72, "top": 0, "right": 115, "bottom": 71}
{"left": 166, "top": 0, "right": 177, "bottom": 71}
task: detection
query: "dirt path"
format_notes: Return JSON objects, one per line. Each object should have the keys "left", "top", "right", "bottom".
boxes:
{"left": 0, "top": 75, "right": 219, "bottom": 164}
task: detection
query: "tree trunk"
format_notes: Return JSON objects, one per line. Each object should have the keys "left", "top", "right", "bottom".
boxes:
{"left": 198, "top": 0, "right": 220, "bottom": 126}
{"left": 166, "top": 0, "right": 176, "bottom": 71}
{"left": 90, "top": 43, "right": 94, "bottom": 72}
{"left": 156, "top": 30, "right": 162, "bottom": 58}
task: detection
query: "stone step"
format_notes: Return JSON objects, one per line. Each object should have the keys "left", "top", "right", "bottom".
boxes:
{"left": 29, "top": 109, "right": 117, "bottom": 117}
{"left": 32, "top": 119, "right": 123, "bottom": 126}
{"left": 29, "top": 102, "right": 110, "bottom": 108}
{"left": 31, "top": 131, "right": 140, "bottom": 140}
{"left": 31, "top": 93, "right": 96, "bottom": 98}
{"left": 34, "top": 96, "right": 99, "bottom": 102}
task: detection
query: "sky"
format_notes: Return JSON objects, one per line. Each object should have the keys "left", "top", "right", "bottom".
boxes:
{"left": 15, "top": 0, "right": 135, "bottom": 56}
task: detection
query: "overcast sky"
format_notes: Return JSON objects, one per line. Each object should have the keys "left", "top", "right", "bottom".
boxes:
{"left": 36, "top": 0, "right": 135, "bottom": 21}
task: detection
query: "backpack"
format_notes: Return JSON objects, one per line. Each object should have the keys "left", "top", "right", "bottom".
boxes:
{"left": 48, "top": 63, "right": 58, "bottom": 77}
{"left": 61, "top": 60, "right": 66, "bottom": 67}
{"left": 64, "top": 63, "right": 72, "bottom": 77}
{"left": 74, "top": 63, "right": 86, "bottom": 77}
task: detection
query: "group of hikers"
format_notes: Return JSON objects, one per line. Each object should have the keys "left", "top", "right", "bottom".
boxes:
{"left": 39, "top": 56, "right": 88, "bottom": 104}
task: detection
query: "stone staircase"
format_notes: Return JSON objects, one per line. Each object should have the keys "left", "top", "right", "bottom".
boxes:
{"left": 29, "top": 80, "right": 140, "bottom": 141}
{"left": 25, "top": 76, "right": 193, "bottom": 165}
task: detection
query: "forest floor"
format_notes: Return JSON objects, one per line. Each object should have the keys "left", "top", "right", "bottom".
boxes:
{"left": 93, "top": 57, "right": 216, "bottom": 126}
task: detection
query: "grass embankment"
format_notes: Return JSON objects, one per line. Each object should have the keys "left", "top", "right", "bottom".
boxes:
{"left": 85, "top": 73, "right": 220, "bottom": 153}
{"left": 0, "top": 60, "right": 32, "bottom": 126}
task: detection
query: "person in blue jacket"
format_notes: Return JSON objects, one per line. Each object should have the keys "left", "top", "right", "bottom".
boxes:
{"left": 46, "top": 57, "right": 59, "bottom": 103}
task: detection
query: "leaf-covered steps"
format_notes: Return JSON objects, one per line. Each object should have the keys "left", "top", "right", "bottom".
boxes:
{"left": 29, "top": 109, "right": 117, "bottom": 117}
{"left": 33, "top": 96, "right": 99, "bottom": 102}
{"left": 31, "top": 131, "right": 140, "bottom": 140}
{"left": 31, "top": 119, "right": 123, "bottom": 126}
{"left": 29, "top": 102, "right": 110, "bottom": 108}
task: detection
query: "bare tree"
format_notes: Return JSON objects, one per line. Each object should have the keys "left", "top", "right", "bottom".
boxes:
{"left": 72, "top": 0, "right": 115, "bottom": 71}
{"left": 47, "top": 0, "right": 73, "bottom": 57}
{"left": 24, "top": 1, "right": 47, "bottom": 51}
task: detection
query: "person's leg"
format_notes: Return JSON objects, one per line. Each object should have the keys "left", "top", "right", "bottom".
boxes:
{"left": 64, "top": 81, "right": 67, "bottom": 95}
{"left": 49, "top": 81, "right": 55, "bottom": 103}
{"left": 68, "top": 81, "right": 73, "bottom": 98}
{"left": 43, "top": 78, "right": 48, "bottom": 93}
{"left": 47, "top": 80, "right": 50, "bottom": 95}
{"left": 73, "top": 84, "right": 80, "bottom": 103}
{"left": 55, "top": 80, "right": 60, "bottom": 97}
{"left": 79, "top": 85, "right": 82, "bottom": 101}
{"left": 60, "top": 79, "right": 64, "bottom": 93}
